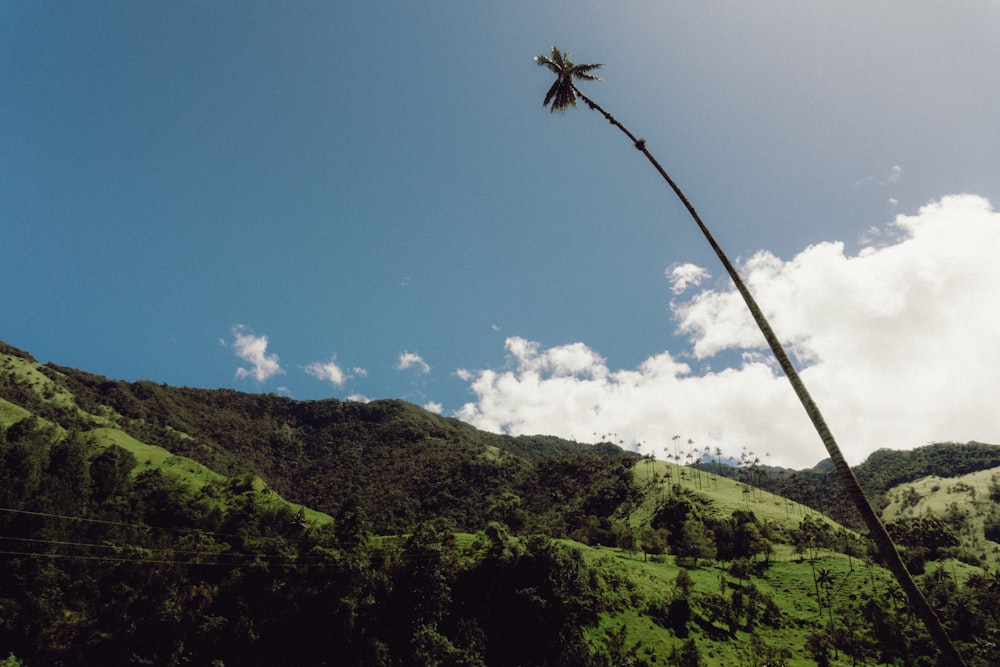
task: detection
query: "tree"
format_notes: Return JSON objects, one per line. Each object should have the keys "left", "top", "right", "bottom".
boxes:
{"left": 90, "top": 444, "right": 137, "bottom": 504}
{"left": 535, "top": 47, "right": 602, "bottom": 113}
{"left": 535, "top": 45, "right": 965, "bottom": 666}
{"left": 816, "top": 567, "right": 836, "bottom": 628}
{"left": 38, "top": 433, "right": 92, "bottom": 518}
{"left": 667, "top": 638, "right": 701, "bottom": 667}
{"left": 613, "top": 520, "right": 637, "bottom": 556}
{"left": 0, "top": 423, "right": 44, "bottom": 510}
{"left": 675, "top": 518, "right": 715, "bottom": 567}
{"left": 674, "top": 568, "right": 694, "bottom": 598}
{"left": 591, "top": 624, "right": 652, "bottom": 667}
{"left": 639, "top": 525, "right": 667, "bottom": 562}
{"left": 334, "top": 493, "right": 371, "bottom": 551}
{"left": 805, "top": 632, "right": 834, "bottom": 667}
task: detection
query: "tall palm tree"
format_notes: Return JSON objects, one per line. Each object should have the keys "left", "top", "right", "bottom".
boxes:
{"left": 535, "top": 45, "right": 966, "bottom": 666}
{"left": 535, "top": 46, "right": 603, "bottom": 113}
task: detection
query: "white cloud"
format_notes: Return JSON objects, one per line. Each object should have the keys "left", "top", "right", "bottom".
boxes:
{"left": 304, "top": 357, "right": 347, "bottom": 387}
{"left": 229, "top": 325, "right": 284, "bottom": 382}
{"left": 456, "top": 194, "right": 1000, "bottom": 469}
{"left": 668, "top": 263, "right": 711, "bottom": 295}
{"left": 506, "top": 336, "right": 607, "bottom": 379}
{"left": 424, "top": 401, "right": 443, "bottom": 414}
{"left": 397, "top": 351, "right": 431, "bottom": 374}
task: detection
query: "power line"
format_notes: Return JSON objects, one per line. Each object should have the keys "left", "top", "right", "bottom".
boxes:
{"left": 0, "top": 536, "right": 351, "bottom": 568}
{"left": 0, "top": 506, "right": 461, "bottom": 567}
{"left": 0, "top": 505, "right": 324, "bottom": 546}
{"left": 0, "top": 540, "right": 464, "bottom": 567}
{"left": 1, "top": 505, "right": 204, "bottom": 535}
{"left": 0, "top": 534, "right": 325, "bottom": 562}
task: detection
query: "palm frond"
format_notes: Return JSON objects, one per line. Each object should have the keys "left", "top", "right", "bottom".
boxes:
{"left": 548, "top": 45, "right": 565, "bottom": 69}
{"left": 542, "top": 79, "right": 561, "bottom": 109}
{"left": 534, "top": 54, "right": 557, "bottom": 73}
{"left": 536, "top": 46, "right": 601, "bottom": 112}
{"left": 571, "top": 64, "right": 603, "bottom": 81}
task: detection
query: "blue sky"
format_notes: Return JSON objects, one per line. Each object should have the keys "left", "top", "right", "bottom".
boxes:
{"left": 3, "top": 3, "right": 999, "bottom": 467}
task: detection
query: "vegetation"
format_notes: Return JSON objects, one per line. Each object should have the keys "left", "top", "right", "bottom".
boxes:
{"left": 703, "top": 442, "right": 1000, "bottom": 533}
{"left": 3, "top": 356, "right": 640, "bottom": 538}
{"left": 3, "top": 340, "right": 1000, "bottom": 665}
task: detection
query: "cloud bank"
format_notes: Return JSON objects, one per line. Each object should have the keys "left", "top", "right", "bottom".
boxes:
{"left": 456, "top": 195, "right": 1000, "bottom": 469}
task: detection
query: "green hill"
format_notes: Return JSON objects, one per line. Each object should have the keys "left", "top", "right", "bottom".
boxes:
{"left": 732, "top": 442, "right": 1000, "bottom": 533}
{"left": 3, "top": 342, "right": 641, "bottom": 535}
{"left": 2, "top": 340, "right": 998, "bottom": 666}
{"left": 880, "top": 465, "right": 1000, "bottom": 571}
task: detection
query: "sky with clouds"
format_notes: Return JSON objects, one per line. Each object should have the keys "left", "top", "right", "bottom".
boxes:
{"left": 3, "top": 3, "right": 998, "bottom": 468}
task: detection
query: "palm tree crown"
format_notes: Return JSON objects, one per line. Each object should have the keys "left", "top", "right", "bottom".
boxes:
{"left": 534, "top": 46, "right": 602, "bottom": 112}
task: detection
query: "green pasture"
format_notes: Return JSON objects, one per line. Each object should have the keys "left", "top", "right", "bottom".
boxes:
{"left": 578, "top": 540, "right": 894, "bottom": 666}
{"left": 85, "top": 427, "right": 333, "bottom": 526}
{"left": 0, "top": 397, "right": 31, "bottom": 427}
{"left": 0, "top": 353, "right": 112, "bottom": 424}
{"left": 882, "top": 465, "right": 1000, "bottom": 570}
{"left": 630, "top": 458, "right": 842, "bottom": 532}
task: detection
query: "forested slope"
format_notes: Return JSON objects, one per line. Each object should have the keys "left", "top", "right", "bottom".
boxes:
{"left": 3, "top": 343, "right": 640, "bottom": 536}
{"left": 4, "top": 340, "right": 1000, "bottom": 666}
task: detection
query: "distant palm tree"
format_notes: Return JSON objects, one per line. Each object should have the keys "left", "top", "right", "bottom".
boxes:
{"left": 535, "top": 45, "right": 966, "bottom": 666}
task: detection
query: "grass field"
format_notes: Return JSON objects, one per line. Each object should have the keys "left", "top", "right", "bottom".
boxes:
{"left": 882, "top": 466, "right": 1000, "bottom": 570}
{"left": 86, "top": 427, "right": 334, "bottom": 525}
{"left": 0, "top": 354, "right": 111, "bottom": 425}
{"left": 84, "top": 427, "right": 334, "bottom": 525}
{"left": 578, "top": 539, "right": 893, "bottom": 666}
{"left": 2, "top": 350, "right": 334, "bottom": 526}
{"left": 0, "top": 397, "right": 31, "bottom": 427}
{"left": 630, "top": 458, "right": 845, "bottom": 533}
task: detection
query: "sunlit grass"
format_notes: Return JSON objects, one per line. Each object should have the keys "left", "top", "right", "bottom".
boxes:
{"left": 574, "top": 539, "right": 883, "bottom": 666}
{"left": 882, "top": 466, "right": 1000, "bottom": 571}
{"left": 85, "top": 427, "right": 334, "bottom": 526}
{"left": 630, "top": 458, "right": 844, "bottom": 532}
{"left": 0, "top": 397, "right": 31, "bottom": 427}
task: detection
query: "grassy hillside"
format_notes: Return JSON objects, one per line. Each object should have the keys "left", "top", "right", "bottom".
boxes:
{"left": 0, "top": 396, "right": 31, "bottom": 426}
{"left": 859, "top": 444, "right": 1000, "bottom": 502}
{"left": 630, "top": 458, "right": 845, "bottom": 533}
{"left": 2, "top": 342, "right": 643, "bottom": 535}
{"left": 2, "top": 344, "right": 332, "bottom": 519}
{"left": 580, "top": 543, "right": 895, "bottom": 667}
{"left": 83, "top": 426, "right": 334, "bottom": 526}
{"left": 881, "top": 465, "right": 1000, "bottom": 571}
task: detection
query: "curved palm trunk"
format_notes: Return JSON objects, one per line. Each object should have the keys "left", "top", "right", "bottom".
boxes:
{"left": 572, "top": 87, "right": 966, "bottom": 666}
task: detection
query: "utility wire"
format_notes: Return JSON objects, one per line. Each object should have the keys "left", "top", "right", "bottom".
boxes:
{"left": 0, "top": 505, "right": 323, "bottom": 546}
{"left": 0, "top": 506, "right": 466, "bottom": 567}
